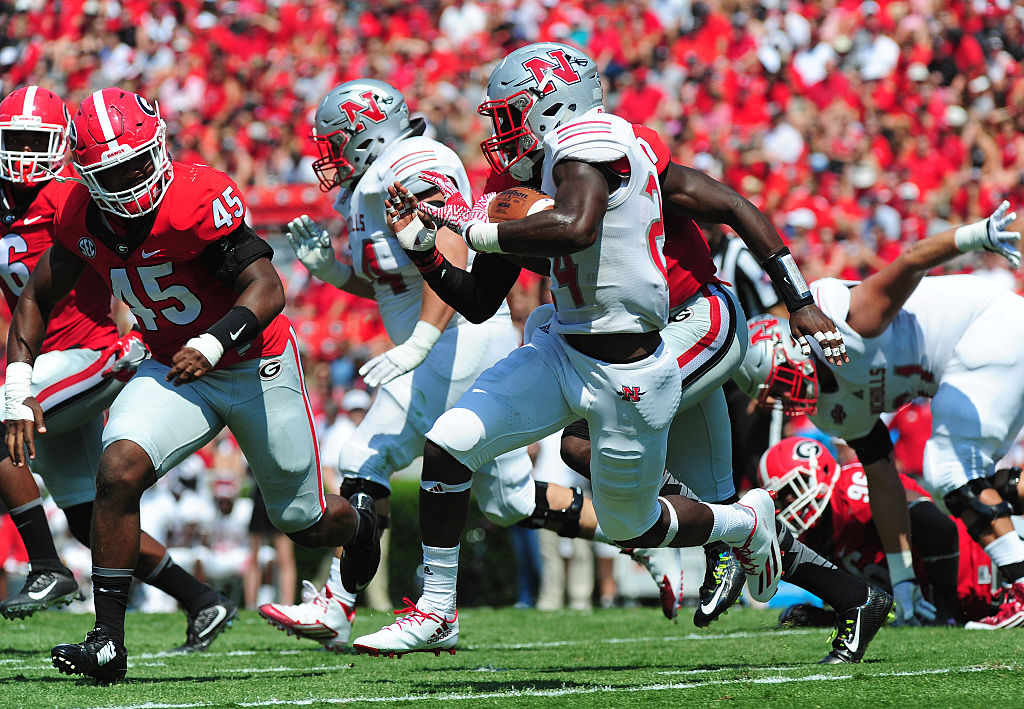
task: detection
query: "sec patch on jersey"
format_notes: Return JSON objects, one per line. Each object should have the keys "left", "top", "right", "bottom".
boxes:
{"left": 487, "top": 187, "right": 554, "bottom": 223}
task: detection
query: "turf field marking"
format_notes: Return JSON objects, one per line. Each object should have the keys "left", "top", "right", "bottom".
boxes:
{"left": 479, "top": 628, "right": 819, "bottom": 650}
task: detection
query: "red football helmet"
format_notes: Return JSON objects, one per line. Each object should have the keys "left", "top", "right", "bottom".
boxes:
{"left": 734, "top": 315, "right": 819, "bottom": 415}
{"left": 758, "top": 436, "right": 840, "bottom": 535}
{"left": 70, "top": 88, "right": 173, "bottom": 217}
{"left": 0, "top": 86, "right": 70, "bottom": 186}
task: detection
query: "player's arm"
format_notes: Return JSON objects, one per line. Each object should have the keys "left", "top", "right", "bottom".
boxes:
{"left": 659, "top": 161, "right": 847, "bottom": 364}
{"left": 167, "top": 225, "right": 283, "bottom": 386}
{"left": 285, "top": 215, "right": 375, "bottom": 299}
{"left": 847, "top": 201, "right": 1019, "bottom": 338}
{"left": 5, "top": 242, "right": 86, "bottom": 465}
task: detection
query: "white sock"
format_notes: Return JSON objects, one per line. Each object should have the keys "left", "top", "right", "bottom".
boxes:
{"left": 419, "top": 543, "right": 459, "bottom": 615}
{"left": 705, "top": 502, "right": 755, "bottom": 546}
{"left": 984, "top": 532, "right": 1024, "bottom": 584}
{"left": 591, "top": 522, "right": 615, "bottom": 546}
{"left": 327, "top": 555, "right": 356, "bottom": 607}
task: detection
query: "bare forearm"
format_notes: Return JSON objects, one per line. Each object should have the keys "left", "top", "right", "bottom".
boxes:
{"left": 8, "top": 294, "right": 51, "bottom": 365}
{"left": 862, "top": 456, "right": 913, "bottom": 554}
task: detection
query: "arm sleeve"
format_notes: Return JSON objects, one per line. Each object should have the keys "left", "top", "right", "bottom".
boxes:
{"left": 417, "top": 252, "right": 523, "bottom": 324}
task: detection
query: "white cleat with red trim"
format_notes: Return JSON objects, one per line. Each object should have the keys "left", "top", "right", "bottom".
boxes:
{"left": 965, "top": 582, "right": 1024, "bottom": 629}
{"left": 258, "top": 580, "right": 355, "bottom": 651}
{"left": 628, "top": 548, "right": 684, "bottom": 621}
{"left": 733, "top": 488, "right": 783, "bottom": 603}
{"left": 352, "top": 598, "right": 458, "bottom": 658}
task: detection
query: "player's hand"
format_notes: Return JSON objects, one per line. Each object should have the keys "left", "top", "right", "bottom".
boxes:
{"left": 415, "top": 171, "right": 494, "bottom": 243}
{"left": 166, "top": 347, "right": 213, "bottom": 386}
{"left": 954, "top": 200, "right": 1020, "bottom": 268}
{"left": 357, "top": 321, "right": 442, "bottom": 387}
{"left": 891, "top": 580, "right": 937, "bottom": 626}
{"left": 385, "top": 182, "right": 437, "bottom": 252}
{"left": 4, "top": 396, "right": 44, "bottom": 466}
{"left": 788, "top": 305, "right": 848, "bottom": 366}
{"left": 100, "top": 331, "right": 150, "bottom": 382}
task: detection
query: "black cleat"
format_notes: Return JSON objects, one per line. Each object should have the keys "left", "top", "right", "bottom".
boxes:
{"left": 693, "top": 542, "right": 744, "bottom": 628}
{"left": 173, "top": 593, "right": 238, "bottom": 652}
{"left": 819, "top": 585, "right": 894, "bottom": 664}
{"left": 340, "top": 492, "right": 381, "bottom": 594}
{"left": 0, "top": 566, "right": 82, "bottom": 619}
{"left": 51, "top": 627, "right": 127, "bottom": 685}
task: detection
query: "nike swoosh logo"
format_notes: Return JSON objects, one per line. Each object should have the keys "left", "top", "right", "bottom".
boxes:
{"left": 198, "top": 605, "right": 227, "bottom": 637}
{"left": 28, "top": 579, "right": 59, "bottom": 600}
{"left": 845, "top": 608, "right": 862, "bottom": 652}
{"left": 23, "top": 215, "right": 43, "bottom": 225}
{"left": 230, "top": 325, "right": 245, "bottom": 341}
{"left": 141, "top": 249, "right": 163, "bottom": 258}
{"left": 699, "top": 575, "right": 729, "bottom": 614}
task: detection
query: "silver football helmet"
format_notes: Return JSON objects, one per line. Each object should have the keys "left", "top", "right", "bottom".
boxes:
{"left": 478, "top": 42, "right": 602, "bottom": 181}
{"left": 311, "top": 79, "right": 424, "bottom": 191}
{"left": 734, "top": 315, "right": 819, "bottom": 415}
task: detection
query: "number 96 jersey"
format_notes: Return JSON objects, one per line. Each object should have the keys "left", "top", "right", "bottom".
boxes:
{"left": 53, "top": 162, "right": 289, "bottom": 367}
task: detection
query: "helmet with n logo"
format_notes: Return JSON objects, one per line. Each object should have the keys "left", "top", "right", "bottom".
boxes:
{"left": 734, "top": 315, "right": 818, "bottom": 415}
{"left": 759, "top": 436, "right": 840, "bottom": 535}
{"left": 311, "top": 80, "right": 423, "bottom": 191}
{"left": 0, "top": 86, "right": 70, "bottom": 186}
{"left": 478, "top": 42, "right": 602, "bottom": 181}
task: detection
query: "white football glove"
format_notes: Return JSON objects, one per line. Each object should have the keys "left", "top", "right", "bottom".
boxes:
{"left": 891, "top": 580, "right": 937, "bottom": 626}
{"left": 357, "top": 321, "right": 442, "bottom": 387}
{"left": 285, "top": 215, "right": 353, "bottom": 286}
{"left": 954, "top": 200, "right": 1020, "bottom": 268}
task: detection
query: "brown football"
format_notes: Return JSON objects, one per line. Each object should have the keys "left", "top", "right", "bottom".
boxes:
{"left": 487, "top": 186, "right": 554, "bottom": 223}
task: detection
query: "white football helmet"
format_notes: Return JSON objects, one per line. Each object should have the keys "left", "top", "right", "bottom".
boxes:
{"left": 478, "top": 42, "right": 602, "bottom": 181}
{"left": 734, "top": 315, "right": 819, "bottom": 415}
{"left": 759, "top": 436, "right": 840, "bottom": 535}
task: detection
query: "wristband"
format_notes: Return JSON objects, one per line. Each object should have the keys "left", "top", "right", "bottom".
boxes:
{"left": 760, "top": 247, "right": 814, "bottom": 312}
{"left": 886, "top": 550, "right": 916, "bottom": 586}
{"left": 953, "top": 219, "right": 988, "bottom": 254}
{"left": 4, "top": 362, "right": 34, "bottom": 420}
{"left": 185, "top": 333, "right": 225, "bottom": 368}
{"left": 466, "top": 221, "right": 502, "bottom": 253}
{"left": 206, "top": 305, "right": 261, "bottom": 354}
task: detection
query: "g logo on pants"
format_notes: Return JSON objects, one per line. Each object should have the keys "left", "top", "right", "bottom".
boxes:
{"left": 259, "top": 360, "right": 282, "bottom": 381}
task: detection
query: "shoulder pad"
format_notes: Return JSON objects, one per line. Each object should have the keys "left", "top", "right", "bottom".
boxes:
{"left": 545, "top": 113, "right": 634, "bottom": 166}
{"left": 379, "top": 136, "right": 471, "bottom": 201}
{"left": 168, "top": 163, "right": 248, "bottom": 243}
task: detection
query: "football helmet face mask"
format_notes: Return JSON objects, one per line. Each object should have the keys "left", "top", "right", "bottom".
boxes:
{"left": 0, "top": 86, "right": 70, "bottom": 186}
{"left": 311, "top": 80, "right": 417, "bottom": 191}
{"left": 734, "top": 315, "right": 819, "bottom": 415}
{"left": 478, "top": 42, "right": 602, "bottom": 181}
{"left": 70, "top": 88, "right": 173, "bottom": 218}
{"left": 759, "top": 436, "right": 840, "bottom": 535}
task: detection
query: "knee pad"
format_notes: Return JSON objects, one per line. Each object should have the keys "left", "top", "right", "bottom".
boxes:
{"left": 63, "top": 502, "right": 93, "bottom": 547}
{"left": 943, "top": 478, "right": 1014, "bottom": 537}
{"left": 990, "top": 467, "right": 1023, "bottom": 515}
{"left": 339, "top": 476, "right": 392, "bottom": 529}
{"left": 517, "top": 481, "right": 584, "bottom": 538}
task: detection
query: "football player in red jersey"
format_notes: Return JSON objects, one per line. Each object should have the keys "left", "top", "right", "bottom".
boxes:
{"left": 3, "top": 88, "right": 380, "bottom": 685}
{"left": 761, "top": 437, "right": 1006, "bottom": 627}
{"left": 0, "top": 86, "right": 242, "bottom": 654}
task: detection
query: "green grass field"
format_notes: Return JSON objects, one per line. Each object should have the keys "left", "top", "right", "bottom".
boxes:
{"left": 2, "top": 606, "right": 1022, "bottom": 708}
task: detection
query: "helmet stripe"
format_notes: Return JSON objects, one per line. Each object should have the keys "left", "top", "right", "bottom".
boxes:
{"left": 91, "top": 89, "right": 120, "bottom": 148}
{"left": 22, "top": 85, "right": 37, "bottom": 117}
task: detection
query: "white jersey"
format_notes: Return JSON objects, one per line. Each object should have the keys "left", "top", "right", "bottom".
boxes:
{"left": 539, "top": 109, "right": 669, "bottom": 335}
{"left": 336, "top": 135, "right": 510, "bottom": 344}
{"left": 809, "top": 275, "right": 1011, "bottom": 439}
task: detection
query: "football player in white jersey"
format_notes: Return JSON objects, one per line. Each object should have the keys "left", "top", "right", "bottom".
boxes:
{"left": 262, "top": 79, "right": 616, "bottom": 649}
{"left": 736, "top": 201, "right": 1024, "bottom": 629}
{"left": 352, "top": 43, "right": 800, "bottom": 658}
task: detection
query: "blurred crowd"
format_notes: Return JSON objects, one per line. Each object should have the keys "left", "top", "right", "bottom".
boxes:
{"left": 1, "top": 0, "right": 1024, "bottom": 606}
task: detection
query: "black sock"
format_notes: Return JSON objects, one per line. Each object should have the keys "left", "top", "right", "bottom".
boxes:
{"left": 998, "top": 560, "right": 1024, "bottom": 585}
{"left": 146, "top": 555, "right": 217, "bottom": 614}
{"left": 777, "top": 521, "right": 868, "bottom": 612}
{"left": 9, "top": 500, "right": 63, "bottom": 571}
{"left": 93, "top": 568, "right": 133, "bottom": 642}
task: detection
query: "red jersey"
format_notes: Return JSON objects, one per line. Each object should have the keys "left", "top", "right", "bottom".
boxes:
{"left": 483, "top": 123, "right": 719, "bottom": 309}
{"left": 803, "top": 462, "right": 998, "bottom": 621}
{"left": 52, "top": 163, "right": 289, "bottom": 367}
{"left": 0, "top": 175, "right": 117, "bottom": 354}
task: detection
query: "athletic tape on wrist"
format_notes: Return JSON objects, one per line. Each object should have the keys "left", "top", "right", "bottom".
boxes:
{"left": 467, "top": 221, "right": 502, "bottom": 253}
{"left": 185, "top": 333, "right": 225, "bottom": 368}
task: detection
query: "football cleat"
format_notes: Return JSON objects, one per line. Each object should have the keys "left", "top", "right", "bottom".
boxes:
{"left": 51, "top": 627, "right": 127, "bottom": 685}
{"left": 173, "top": 592, "right": 238, "bottom": 652}
{"left": 627, "top": 548, "right": 684, "bottom": 621}
{"left": 340, "top": 492, "right": 381, "bottom": 594}
{"left": 352, "top": 597, "right": 458, "bottom": 658}
{"left": 693, "top": 541, "right": 745, "bottom": 628}
{"left": 965, "top": 582, "right": 1024, "bottom": 629}
{"left": 732, "top": 488, "right": 783, "bottom": 603}
{"left": 819, "top": 585, "right": 893, "bottom": 663}
{"left": 259, "top": 579, "right": 356, "bottom": 651}
{"left": 0, "top": 566, "right": 82, "bottom": 620}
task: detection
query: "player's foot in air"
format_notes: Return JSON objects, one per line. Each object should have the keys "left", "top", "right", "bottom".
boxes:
{"left": 259, "top": 579, "right": 355, "bottom": 651}
{"left": 352, "top": 597, "right": 458, "bottom": 658}
{"left": 965, "top": 582, "right": 1024, "bottom": 629}
{"left": 693, "top": 541, "right": 744, "bottom": 627}
{"left": 628, "top": 548, "right": 684, "bottom": 621}
{"left": 174, "top": 592, "right": 238, "bottom": 652}
{"left": 340, "top": 492, "right": 381, "bottom": 594}
{"left": 51, "top": 627, "right": 127, "bottom": 685}
{"left": 732, "top": 488, "right": 783, "bottom": 602}
{"left": 819, "top": 585, "right": 894, "bottom": 663}
{"left": 0, "top": 566, "right": 82, "bottom": 619}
